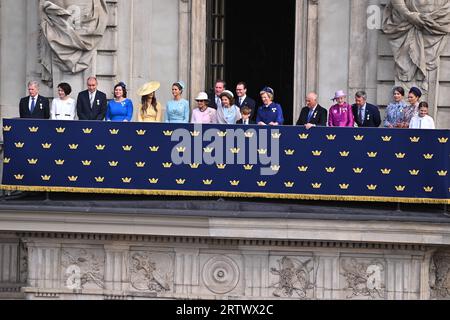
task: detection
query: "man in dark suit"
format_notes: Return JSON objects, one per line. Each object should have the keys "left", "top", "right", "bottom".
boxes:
{"left": 19, "top": 81, "right": 50, "bottom": 119}
{"left": 76, "top": 76, "right": 108, "bottom": 121}
{"left": 296, "top": 92, "right": 328, "bottom": 129}
{"left": 352, "top": 91, "right": 381, "bottom": 128}
{"left": 235, "top": 82, "right": 256, "bottom": 120}
{"left": 208, "top": 80, "right": 226, "bottom": 110}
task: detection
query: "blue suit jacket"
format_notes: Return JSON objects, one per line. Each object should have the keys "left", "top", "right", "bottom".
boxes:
{"left": 352, "top": 103, "right": 381, "bottom": 128}
{"left": 19, "top": 95, "right": 50, "bottom": 119}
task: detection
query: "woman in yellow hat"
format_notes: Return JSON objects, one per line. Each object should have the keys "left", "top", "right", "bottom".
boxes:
{"left": 137, "top": 81, "right": 162, "bottom": 122}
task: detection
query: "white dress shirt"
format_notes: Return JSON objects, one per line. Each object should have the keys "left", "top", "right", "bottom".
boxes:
{"left": 409, "top": 115, "right": 435, "bottom": 129}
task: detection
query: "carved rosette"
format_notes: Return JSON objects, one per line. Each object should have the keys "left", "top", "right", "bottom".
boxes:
{"left": 202, "top": 256, "right": 240, "bottom": 294}
{"left": 430, "top": 255, "right": 450, "bottom": 300}
{"left": 61, "top": 249, "right": 105, "bottom": 290}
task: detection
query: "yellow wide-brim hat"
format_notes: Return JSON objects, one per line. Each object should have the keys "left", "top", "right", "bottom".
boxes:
{"left": 137, "top": 81, "right": 161, "bottom": 96}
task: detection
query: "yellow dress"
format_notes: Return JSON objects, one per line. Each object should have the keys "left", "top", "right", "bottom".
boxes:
{"left": 138, "top": 102, "right": 162, "bottom": 122}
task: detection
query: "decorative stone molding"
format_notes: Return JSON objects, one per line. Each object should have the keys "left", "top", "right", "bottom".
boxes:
{"left": 62, "top": 248, "right": 105, "bottom": 290}
{"left": 430, "top": 254, "right": 450, "bottom": 299}
{"left": 202, "top": 256, "right": 240, "bottom": 295}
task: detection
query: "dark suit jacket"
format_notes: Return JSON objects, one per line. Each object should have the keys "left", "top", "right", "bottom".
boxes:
{"left": 207, "top": 90, "right": 221, "bottom": 110}
{"left": 296, "top": 105, "right": 328, "bottom": 126}
{"left": 19, "top": 95, "right": 50, "bottom": 119}
{"left": 236, "top": 119, "right": 256, "bottom": 125}
{"left": 76, "top": 90, "right": 108, "bottom": 121}
{"left": 352, "top": 103, "right": 381, "bottom": 128}
{"left": 237, "top": 96, "right": 256, "bottom": 121}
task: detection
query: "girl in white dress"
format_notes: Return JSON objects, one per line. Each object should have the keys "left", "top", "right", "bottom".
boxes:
{"left": 51, "top": 82, "right": 76, "bottom": 120}
{"left": 409, "top": 102, "right": 435, "bottom": 129}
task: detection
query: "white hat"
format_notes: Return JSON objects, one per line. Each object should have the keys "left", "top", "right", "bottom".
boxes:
{"left": 195, "top": 92, "right": 209, "bottom": 101}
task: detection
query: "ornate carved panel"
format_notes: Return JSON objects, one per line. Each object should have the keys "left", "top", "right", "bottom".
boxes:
{"left": 61, "top": 249, "right": 105, "bottom": 290}
{"left": 430, "top": 254, "right": 450, "bottom": 299}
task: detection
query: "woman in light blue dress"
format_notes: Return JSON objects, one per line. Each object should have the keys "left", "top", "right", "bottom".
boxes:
{"left": 165, "top": 81, "right": 190, "bottom": 123}
{"left": 384, "top": 87, "right": 407, "bottom": 128}
{"left": 106, "top": 82, "right": 133, "bottom": 122}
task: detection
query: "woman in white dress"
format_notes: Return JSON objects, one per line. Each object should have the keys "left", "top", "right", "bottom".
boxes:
{"left": 51, "top": 82, "right": 77, "bottom": 120}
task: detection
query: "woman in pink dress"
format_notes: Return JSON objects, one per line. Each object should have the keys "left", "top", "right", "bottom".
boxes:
{"left": 191, "top": 92, "right": 217, "bottom": 124}
{"left": 328, "top": 90, "right": 355, "bottom": 127}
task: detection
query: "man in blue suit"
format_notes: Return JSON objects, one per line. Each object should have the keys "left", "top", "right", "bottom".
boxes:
{"left": 235, "top": 82, "right": 256, "bottom": 120}
{"left": 19, "top": 81, "right": 50, "bottom": 119}
{"left": 76, "top": 76, "right": 108, "bottom": 121}
{"left": 352, "top": 91, "right": 381, "bottom": 128}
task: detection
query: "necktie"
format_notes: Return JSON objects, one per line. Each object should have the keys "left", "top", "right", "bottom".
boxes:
{"left": 239, "top": 98, "right": 243, "bottom": 106}
{"left": 90, "top": 93, "right": 94, "bottom": 108}
{"left": 359, "top": 108, "right": 364, "bottom": 123}
{"left": 307, "top": 110, "right": 314, "bottom": 122}
{"left": 30, "top": 97, "right": 36, "bottom": 113}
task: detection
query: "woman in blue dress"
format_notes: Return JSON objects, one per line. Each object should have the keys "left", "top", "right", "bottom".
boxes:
{"left": 384, "top": 87, "right": 407, "bottom": 128}
{"left": 256, "top": 87, "right": 284, "bottom": 126}
{"left": 106, "top": 82, "right": 133, "bottom": 122}
{"left": 165, "top": 81, "right": 190, "bottom": 123}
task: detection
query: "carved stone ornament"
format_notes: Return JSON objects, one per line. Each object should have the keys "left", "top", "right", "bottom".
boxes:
{"left": 341, "top": 258, "right": 386, "bottom": 299}
{"left": 270, "top": 257, "right": 316, "bottom": 299}
{"left": 202, "top": 256, "right": 240, "bottom": 295}
{"left": 130, "top": 252, "right": 173, "bottom": 294}
{"left": 430, "top": 255, "right": 450, "bottom": 299}
{"left": 61, "top": 249, "right": 105, "bottom": 290}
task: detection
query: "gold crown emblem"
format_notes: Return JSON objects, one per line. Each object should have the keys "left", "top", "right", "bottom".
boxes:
{"left": 244, "top": 164, "right": 254, "bottom": 171}
{"left": 42, "top": 143, "right": 52, "bottom": 149}
{"left": 27, "top": 159, "right": 38, "bottom": 165}
{"left": 438, "top": 137, "right": 448, "bottom": 144}
{"left": 95, "top": 177, "right": 105, "bottom": 183}
{"left": 55, "top": 159, "right": 65, "bottom": 166}
{"left": 14, "top": 174, "right": 24, "bottom": 180}
{"left": 68, "top": 176, "right": 78, "bottom": 182}
{"left": 177, "top": 146, "right": 187, "bottom": 153}
{"left": 123, "top": 145, "right": 133, "bottom": 151}
{"left": 325, "top": 167, "right": 336, "bottom": 173}
{"left": 230, "top": 148, "right": 240, "bottom": 154}
{"left": 312, "top": 183, "right": 322, "bottom": 189}
{"left": 176, "top": 179, "right": 186, "bottom": 185}
{"left": 340, "top": 151, "right": 350, "bottom": 157}
{"left": 258, "top": 149, "right": 267, "bottom": 155}
{"left": 56, "top": 127, "right": 66, "bottom": 134}
{"left": 163, "top": 162, "right": 173, "bottom": 168}
{"left": 149, "top": 178, "right": 159, "bottom": 184}
{"left": 437, "top": 170, "right": 448, "bottom": 177}
{"left": 367, "top": 184, "right": 377, "bottom": 191}
{"left": 217, "top": 164, "right": 226, "bottom": 170}
{"left": 135, "top": 162, "right": 146, "bottom": 168}
{"left": 3, "top": 125, "right": 12, "bottom": 132}
{"left": 203, "top": 179, "right": 213, "bottom": 185}
{"left": 381, "top": 168, "right": 391, "bottom": 175}
{"left": 190, "top": 131, "right": 201, "bottom": 137}
{"left": 271, "top": 165, "right": 281, "bottom": 172}
{"left": 298, "top": 166, "right": 308, "bottom": 172}
{"left": 109, "top": 129, "right": 120, "bottom": 135}
{"left": 353, "top": 168, "right": 364, "bottom": 174}
{"left": 83, "top": 128, "right": 93, "bottom": 134}
{"left": 424, "top": 186, "right": 434, "bottom": 193}
{"left": 354, "top": 135, "right": 364, "bottom": 141}
{"left": 230, "top": 180, "right": 240, "bottom": 186}
{"left": 272, "top": 132, "right": 282, "bottom": 139}
{"left": 284, "top": 181, "right": 295, "bottom": 188}
{"left": 367, "top": 152, "right": 378, "bottom": 158}
{"left": 339, "top": 184, "right": 350, "bottom": 190}
{"left": 136, "top": 130, "right": 146, "bottom": 136}
{"left": 285, "top": 149, "right": 295, "bottom": 156}
{"left": 41, "top": 175, "right": 51, "bottom": 181}
{"left": 245, "top": 132, "right": 254, "bottom": 138}
{"left": 204, "top": 147, "right": 214, "bottom": 153}
{"left": 109, "top": 161, "right": 119, "bottom": 167}
{"left": 15, "top": 142, "right": 25, "bottom": 148}
{"left": 217, "top": 131, "right": 227, "bottom": 137}
{"left": 312, "top": 150, "right": 322, "bottom": 157}
{"left": 410, "top": 137, "right": 420, "bottom": 143}
{"left": 163, "top": 130, "right": 173, "bottom": 136}
{"left": 4, "top": 158, "right": 11, "bottom": 164}
{"left": 395, "top": 185, "right": 406, "bottom": 192}
{"left": 190, "top": 163, "right": 200, "bottom": 169}
{"left": 96, "top": 145, "right": 106, "bottom": 151}
{"left": 28, "top": 127, "right": 39, "bottom": 133}
{"left": 122, "top": 177, "right": 132, "bottom": 184}
{"left": 423, "top": 154, "right": 434, "bottom": 160}
{"left": 395, "top": 153, "right": 406, "bottom": 159}
{"left": 257, "top": 181, "right": 267, "bottom": 187}
{"left": 149, "top": 146, "right": 159, "bottom": 152}
{"left": 326, "top": 134, "right": 336, "bottom": 141}
{"left": 382, "top": 136, "right": 392, "bottom": 142}
{"left": 409, "top": 169, "right": 420, "bottom": 176}
{"left": 69, "top": 144, "right": 79, "bottom": 150}
{"left": 299, "top": 133, "right": 309, "bottom": 140}
{"left": 82, "top": 160, "right": 92, "bottom": 166}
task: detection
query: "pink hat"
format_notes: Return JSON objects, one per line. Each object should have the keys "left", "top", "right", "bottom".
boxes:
{"left": 331, "top": 90, "right": 346, "bottom": 101}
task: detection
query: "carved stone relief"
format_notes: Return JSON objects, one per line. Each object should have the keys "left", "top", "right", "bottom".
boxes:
{"left": 202, "top": 256, "right": 240, "bottom": 295}
{"left": 129, "top": 252, "right": 174, "bottom": 295}
{"left": 270, "top": 257, "right": 316, "bottom": 299}
{"left": 430, "top": 255, "right": 450, "bottom": 299}
{"left": 341, "top": 258, "right": 386, "bottom": 300}
{"left": 61, "top": 249, "right": 105, "bottom": 290}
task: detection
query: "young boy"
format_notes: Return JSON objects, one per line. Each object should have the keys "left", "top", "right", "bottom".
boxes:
{"left": 409, "top": 102, "right": 435, "bottom": 129}
{"left": 237, "top": 107, "right": 255, "bottom": 125}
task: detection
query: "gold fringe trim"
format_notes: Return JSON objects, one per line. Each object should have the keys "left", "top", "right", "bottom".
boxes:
{"left": 1, "top": 185, "right": 449, "bottom": 205}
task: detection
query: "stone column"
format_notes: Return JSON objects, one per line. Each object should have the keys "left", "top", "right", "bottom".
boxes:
{"left": 174, "top": 248, "right": 200, "bottom": 297}
{"left": 179, "top": 0, "right": 190, "bottom": 101}
{"left": 105, "top": 245, "right": 129, "bottom": 293}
